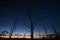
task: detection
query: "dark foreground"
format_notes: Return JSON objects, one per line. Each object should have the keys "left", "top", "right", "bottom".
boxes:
{"left": 0, "top": 38, "right": 60, "bottom": 40}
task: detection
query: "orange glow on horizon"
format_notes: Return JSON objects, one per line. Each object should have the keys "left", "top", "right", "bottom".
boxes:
{"left": 0, "top": 35, "right": 48, "bottom": 39}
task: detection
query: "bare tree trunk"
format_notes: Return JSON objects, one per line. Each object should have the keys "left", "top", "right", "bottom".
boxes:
{"left": 28, "top": 0, "right": 33, "bottom": 40}
{"left": 39, "top": 31, "right": 41, "bottom": 39}
{"left": 24, "top": 33, "right": 25, "bottom": 39}
{"left": 9, "top": 16, "right": 18, "bottom": 39}
{"left": 52, "top": 24, "right": 57, "bottom": 37}
{"left": 43, "top": 26, "right": 48, "bottom": 38}
{"left": 29, "top": 11, "right": 33, "bottom": 40}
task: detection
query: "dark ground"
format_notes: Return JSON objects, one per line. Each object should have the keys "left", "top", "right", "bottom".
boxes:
{"left": 0, "top": 38, "right": 60, "bottom": 40}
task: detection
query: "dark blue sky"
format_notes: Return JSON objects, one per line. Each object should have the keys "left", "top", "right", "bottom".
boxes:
{"left": 0, "top": 0, "right": 60, "bottom": 35}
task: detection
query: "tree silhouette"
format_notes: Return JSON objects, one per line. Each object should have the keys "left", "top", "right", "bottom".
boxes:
{"left": 52, "top": 24, "right": 57, "bottom": 37}
{"left": 10, "top": 16, "right": 18, "bottom": 39}
{"left": 28, "top": 0, "right": 34, "bottom": 40}
{"left": 1, "top": 31, "right": 9, "bottom": 36}
{"left": 1, "top": 31, "right": 9, "bottom": 38}
{"left": 28, "top": 0, "right": 40, "bottom": 39}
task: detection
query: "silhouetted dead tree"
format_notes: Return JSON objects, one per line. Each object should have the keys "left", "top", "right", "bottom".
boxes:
{"left": 28, "top": 0, "right": 33, "bottom": 40}
{"left": 29, "top": 14, "right": 33, "bottom": 40}
{"left": 1, "top": 31, "right": 9, "bottom": 37}
{"left": 43, "top": 25, "right": 48, "bottom": 37}
{"left": 38, "top": 30, "right": 41, "bottom": 39}
{"left": 24, "top": 33, "right": 25, "bottom": 39}
{"left": 28, "top": 9, "right": 33, "bottom": 40}
{"left": 9, "top": 16, "right": 18, "bottom": 39}
{"left": 28, "top": 0, "right": 41, "bottom": 39}
{"left": 52, "top": 24, "right": 57, "bottom": 37}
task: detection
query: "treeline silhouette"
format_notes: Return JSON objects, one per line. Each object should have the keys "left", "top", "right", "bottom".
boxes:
{"left": 0, "top": 0, "right": 60, "bottom": 40}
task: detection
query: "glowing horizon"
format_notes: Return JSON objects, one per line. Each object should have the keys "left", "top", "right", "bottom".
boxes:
{"left": 0, "top": 35, "right": 48, "bottom": 39}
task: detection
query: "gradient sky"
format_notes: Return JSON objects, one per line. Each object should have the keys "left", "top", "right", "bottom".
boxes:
{"left": 0, "top": 0, "right": 60, "bottom": 35}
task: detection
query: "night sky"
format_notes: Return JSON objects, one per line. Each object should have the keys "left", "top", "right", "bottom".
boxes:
{"left": 0, "top": 0, "right": 60, "bottom": 35}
